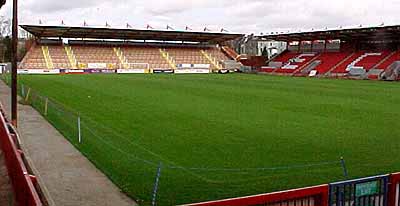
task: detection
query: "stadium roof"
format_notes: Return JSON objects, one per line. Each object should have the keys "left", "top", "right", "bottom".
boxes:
{"left": 20, "top": 25, "right": 244, "bottom": 43}
{"left": 259, "top": 25, "right": 400, "bottom": 42}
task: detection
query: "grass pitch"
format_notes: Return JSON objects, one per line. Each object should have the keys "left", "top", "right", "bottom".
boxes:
{"left": 18, "top": 74, "right": 400, "bottom": 205}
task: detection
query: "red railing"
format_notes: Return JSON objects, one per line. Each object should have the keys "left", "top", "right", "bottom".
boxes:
{"left": 186, "top": 173, "right": 400, "bottom": 206}
{"left": 221, "top": 46, "right": 240, "bottom": 60}
{"left": 389, "top": 173, "right": 400, "bottom": 206}
{"left": 0, "top": 106, "right": 46, "bottom": 206}
{"left": 184, "top": 185, "right": 329, "bottom": 206}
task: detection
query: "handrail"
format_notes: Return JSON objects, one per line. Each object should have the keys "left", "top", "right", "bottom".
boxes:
{"left": 389, "top": 173, "right": 400, "bottom": 206}
{"left": 183, "top": 185, "right": 329, "bottom": 206}
{"left": 0, "top": 104, "right": 48, "bottom": 206}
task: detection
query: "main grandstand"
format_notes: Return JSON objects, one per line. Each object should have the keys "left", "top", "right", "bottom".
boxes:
{"left": 257, "top": 25, "right": 400, "bottom": 81}
{"left": 18, "top": 25, "right": 243, "bottom": 74}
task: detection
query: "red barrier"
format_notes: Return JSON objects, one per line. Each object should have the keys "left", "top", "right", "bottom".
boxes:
{"left": 0, "top": 107, "right": 45, "bottom": 206}
{"left": 389, "top": 173, "right": 400, "bottom": 206}
{"left": 221, "top": 46, "right": 240, "bottom": 61}
{"left": 184, "top": 185, "right": 329, "bottom": 206}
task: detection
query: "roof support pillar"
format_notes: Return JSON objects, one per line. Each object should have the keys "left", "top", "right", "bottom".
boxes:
{"left": 310, "top": 41, "right": 314, "bottom": 52}
{"left": 298, "top": 41, "right": 301, "bottom": 53}
{"left": 356, "top": 40, "right": 360, "bottom": 52}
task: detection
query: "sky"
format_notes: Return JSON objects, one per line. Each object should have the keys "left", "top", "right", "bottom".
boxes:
{"left": 0, "top": 0, "right": 399, "bottom": 35}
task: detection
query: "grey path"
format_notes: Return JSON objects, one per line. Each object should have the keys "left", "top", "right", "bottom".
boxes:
{"left": 0, "top": 81, "right": 136, "bottom": 206}
{"left": 0, "top": 149, "right": 14, "bottom": 206}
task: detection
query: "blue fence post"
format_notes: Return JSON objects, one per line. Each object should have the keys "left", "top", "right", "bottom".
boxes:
{"left": 152, "top": 162, "right": 162, "bottom": 206}
{"left": 340, "top": 157, "right": 348, "bottom": 179}
{"left": 383, "top": 176, "right": 389, "bottom": 206}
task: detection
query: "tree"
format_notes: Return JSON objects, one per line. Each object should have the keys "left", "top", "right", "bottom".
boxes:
{"left": 3, "top": 36, "right": 11, "bottom": 62}
{"left": 0, "top": 16, "right": 11, "bottom": 37}
{"left": 0, "top": 16, "right": 12, "bottom": 62}
{"left": 261, "top": 46, "right": 268, "bottom": 57}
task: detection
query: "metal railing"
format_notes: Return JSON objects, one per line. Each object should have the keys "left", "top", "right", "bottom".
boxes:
{"left": 0, "top": 104, "right": 48, "bottom": 206}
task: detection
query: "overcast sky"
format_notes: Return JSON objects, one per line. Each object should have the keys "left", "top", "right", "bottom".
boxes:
{"left": 0, "top": 0, "right": 399, "bottom": 34}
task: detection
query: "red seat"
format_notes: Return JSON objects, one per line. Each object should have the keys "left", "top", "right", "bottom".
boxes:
{"left": 376, "top": 51, "right": 400, "bottom": 70}
{"left": 313, "top": 52, "right": 352, "bottom": 75}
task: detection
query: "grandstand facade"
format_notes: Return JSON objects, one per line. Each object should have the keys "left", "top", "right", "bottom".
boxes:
{"left": 18, "top": 25, "right": 243, "bottom": 74}
{"left": 257, "top": 25, "right": 400, "bottom": 81}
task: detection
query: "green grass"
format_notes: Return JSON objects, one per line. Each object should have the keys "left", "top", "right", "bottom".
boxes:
{"left": 18, "top": 74, "right": 400, "bottom": 205}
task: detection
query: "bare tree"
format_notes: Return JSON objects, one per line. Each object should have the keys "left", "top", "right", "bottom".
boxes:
{"left": 0, "top": 16, "right": 11, "bottom": 37}
{"left": 0, "top": 0, "right": 5, "bottom": 8}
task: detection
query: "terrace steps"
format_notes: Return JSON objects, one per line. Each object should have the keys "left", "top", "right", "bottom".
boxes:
{"left": 19, "top": 43, "right": 35, "bottom": 68}
{"left": 374, "top": 51, "right": 396, "bottom": 69}
{"left": 21, "top": 43, "right": 232, "bottom": 71}
{"left": 270, "top": 52, "right": 301, "bottom": 75}
{"left": 159, "top": 48, "right": 177, "bottom": 70}
{"left": 114, "top": 47, "right": 129, "bottom": 69}
{"left": 47, "top": 45, "right": 72, "bottom": 69}
{"left": 201, "top": 50, "right": 223, "bottom": 70}
{"left": 292, "top": 53, "right": 322, "bottom": 76}
{"left": 41, "top": 46, "right": 54, "bottom": 69}
{"left": 221, "top": 46, "right": 239, "bottom": 60}
{"left": 64, "top": 46, "right": 78, "bottom": 69}
{"left": 324, "top": 52, "right": 355, "bottom": 76}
